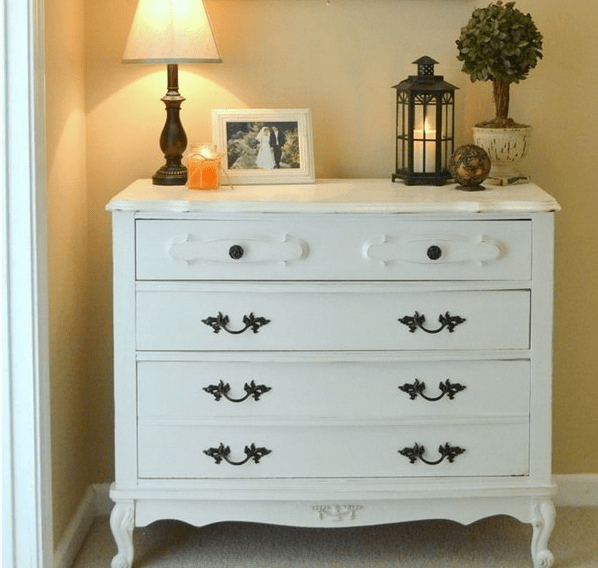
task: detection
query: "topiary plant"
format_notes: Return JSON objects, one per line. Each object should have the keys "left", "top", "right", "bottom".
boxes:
{"left": 456, "top": 1, "right": 543, "bottom": 127}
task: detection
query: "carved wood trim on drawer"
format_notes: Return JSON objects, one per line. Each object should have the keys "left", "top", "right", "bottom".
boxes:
{"left": 168, "top": 233, "right": 309, "bottom": 266}
{"left": 135, "top": 218, "right": 532, "bottom": 281}
{"left": 364, "top": 234, "right": 502, "bottom": 267}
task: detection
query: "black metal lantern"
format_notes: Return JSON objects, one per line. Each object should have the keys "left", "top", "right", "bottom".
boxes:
{"left": 392, "top": 56, "right": 457, "bottom": 186}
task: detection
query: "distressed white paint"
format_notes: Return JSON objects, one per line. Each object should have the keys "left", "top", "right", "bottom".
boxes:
{"left": 107, "top": 180, "right": 559, "bottom": 568}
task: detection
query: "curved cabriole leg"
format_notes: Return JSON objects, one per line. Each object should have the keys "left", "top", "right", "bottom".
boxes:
{"left": 531, "top": 498, "right": 556, "bottom": 568}
{"left": 110, "top": 501, "right": 135, "bottom": 568}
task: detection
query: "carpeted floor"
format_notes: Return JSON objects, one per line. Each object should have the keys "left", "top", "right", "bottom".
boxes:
{"left": 72, "top": 507, "right": 598, "bottom": 568}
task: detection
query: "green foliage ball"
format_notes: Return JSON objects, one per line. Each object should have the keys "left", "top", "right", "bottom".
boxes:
{"left": 456, "top": 1, "right": 543, "bottom": 85}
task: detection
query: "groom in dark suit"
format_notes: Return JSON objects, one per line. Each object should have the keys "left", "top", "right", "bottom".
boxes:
{"left": 270, "top": 126, "right": 286, "bottom": 169}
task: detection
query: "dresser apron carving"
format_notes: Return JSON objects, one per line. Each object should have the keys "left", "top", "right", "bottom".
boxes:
{"left": 107, "top": 179, "right": 559, "bottom": 568}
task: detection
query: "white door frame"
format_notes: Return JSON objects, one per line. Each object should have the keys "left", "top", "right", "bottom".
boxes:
{"left": 2, "top": 0, "right": 54, "bottom": 566}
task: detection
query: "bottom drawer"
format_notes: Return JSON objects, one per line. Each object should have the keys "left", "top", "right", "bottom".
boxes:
{"left": 138, "top": 423, "right": 529, "bottom": 479}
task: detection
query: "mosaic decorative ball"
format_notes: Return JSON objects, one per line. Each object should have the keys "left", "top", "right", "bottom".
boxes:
{"left": 449, "top": 144, "right": 491, "bottom": 189}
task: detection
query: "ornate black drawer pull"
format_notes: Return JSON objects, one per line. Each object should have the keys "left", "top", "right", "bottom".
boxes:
{"left": 203, "top": 443, "right": 272, "bottom": 466}
{"left": 399, "top": 442, "right": 465, "bottom": 465}
{"left": 203, "top": 380, "right": 271, "bottom": 403}
{"left": 399, "top": 379, "right": 466, "bottom": 401}
{"left": 398, "top": 311, "right": 466, "bottom": 334}
{"left": 202, "top": 312, "right": 271, "bottom": 334}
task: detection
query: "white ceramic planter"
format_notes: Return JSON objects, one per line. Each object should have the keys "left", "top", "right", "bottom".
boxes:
{"left": 472, "top": 126, "right": 531, "bottom": 186}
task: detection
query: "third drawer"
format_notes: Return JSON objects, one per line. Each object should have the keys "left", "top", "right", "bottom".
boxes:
{"left": 137, "top": 359, "right": 530, "bottom": 420}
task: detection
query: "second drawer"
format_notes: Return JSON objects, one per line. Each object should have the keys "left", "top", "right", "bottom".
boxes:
{"left": 136, "top": 286, "right": 531, "bottom": 351}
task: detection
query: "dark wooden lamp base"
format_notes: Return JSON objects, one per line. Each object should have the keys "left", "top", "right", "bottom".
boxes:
{"left": 153, "top": 63, "right": 188, "bottom": 186}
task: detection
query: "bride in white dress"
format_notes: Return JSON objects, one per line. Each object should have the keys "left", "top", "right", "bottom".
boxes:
{"left": 255, "top": 126, "right": 276, "bottom": 169}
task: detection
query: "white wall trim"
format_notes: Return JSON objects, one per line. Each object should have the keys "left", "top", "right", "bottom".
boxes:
{"left": 93, "top": 483, "right": 115, "bottom": 517}
{"left": 2, "top": 1, "right": 52, "bottom": 568}
{"left": 553, "top": 474, "right": 598, "bottom": 507}
{"left": 88, "top": 477, "right": 598, "bottom": 512}
{"left": 53, "top": 484, "right": 112, "bottom": 568}
{"left": 53, "top": 487, "right": 97, "bottom": 568}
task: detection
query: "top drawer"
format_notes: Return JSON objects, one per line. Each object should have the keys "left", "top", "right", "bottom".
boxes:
{"left": 136, "top": 218, "right": 531, "bottom": 281}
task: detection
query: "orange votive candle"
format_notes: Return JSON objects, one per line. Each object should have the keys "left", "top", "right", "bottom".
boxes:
{"left": 188, "top": 145, "right": 221, "bottom": 189}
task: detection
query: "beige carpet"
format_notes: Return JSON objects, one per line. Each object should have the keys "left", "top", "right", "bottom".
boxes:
{"left": 72, "top": 507, "right": 598, "bottom": 568}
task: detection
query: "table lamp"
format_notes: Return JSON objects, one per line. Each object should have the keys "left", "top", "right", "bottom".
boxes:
{"left": 123, "top": 0, "right": 222, "bottom": 185}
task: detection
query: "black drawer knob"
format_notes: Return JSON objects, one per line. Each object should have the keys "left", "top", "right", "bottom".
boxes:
{"left": 229, "top": 244, "right": 244, "bottom": 260}
{"left": 427, "top": 245, "right": 442, "bottom": 260}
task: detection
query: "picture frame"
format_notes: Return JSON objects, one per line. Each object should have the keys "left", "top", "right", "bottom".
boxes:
{"left": 212, "top": 108, "right": 315, "bottom": 185}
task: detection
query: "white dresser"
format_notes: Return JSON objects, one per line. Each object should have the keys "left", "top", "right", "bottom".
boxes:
{"left": 107, "top": 179, "right": 560, "bottom": 568}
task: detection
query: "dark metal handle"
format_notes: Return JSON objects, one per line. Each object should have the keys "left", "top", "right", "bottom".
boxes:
{"left": 203, "top": 443, "right": 272, "bottom": 465}
{"left": 229, "top": 244, "right": 244, "bottom": 260}
{"left": 398, "top": 311, "right": 466, "bottom": 334}
{"left": 399, "top": 443, "right": 465, "bottom": 465}
{"left": 203, "top": 380, "right": 271, "bottom": 402}
{"left": 202, "top": 312, "right": 271, "bottom": 334}
{"left": 399, "top": 379, "right": 466, "bottom": 401}
{"left": 427, "top": 245, "right": 442, "bottom": 260}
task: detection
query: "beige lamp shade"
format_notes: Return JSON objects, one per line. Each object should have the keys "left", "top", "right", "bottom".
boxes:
{"left": 123, "top": 0, "right": 221, "bottom": 63}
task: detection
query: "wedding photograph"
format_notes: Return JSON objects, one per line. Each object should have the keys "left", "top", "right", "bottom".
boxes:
{"left": 225, "top": 121, "right": 300, "bottom": 170}
{"left": 212, "top": 108, "right": 315, "bottom": 184}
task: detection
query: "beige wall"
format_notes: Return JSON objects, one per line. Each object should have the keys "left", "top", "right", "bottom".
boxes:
{"left": 511, "top": 0, "right": 598, "bottom": 473}
{"left": 46, "top": 0, "right": 90, "bottom": 546}
{"left": 47, "top": 0, "right": 598, "bottom": 547}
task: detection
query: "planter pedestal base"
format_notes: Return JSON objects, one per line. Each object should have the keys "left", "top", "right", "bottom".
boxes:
{"left": 487, "top": 170, "right": 531, "bottom": 187}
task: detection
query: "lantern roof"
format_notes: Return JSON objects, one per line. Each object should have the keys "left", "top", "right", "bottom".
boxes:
{"left": 393, "top": 55, "right": 458, "bottom": 92}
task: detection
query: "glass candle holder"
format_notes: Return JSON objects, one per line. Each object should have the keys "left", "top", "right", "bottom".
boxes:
{"left": 188, "top": 144, "right": 221, "bottom": 189}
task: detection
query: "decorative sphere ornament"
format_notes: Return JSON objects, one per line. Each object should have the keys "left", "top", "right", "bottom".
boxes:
{"left": 449, "top": 144, "right": 491, "bottom": 190}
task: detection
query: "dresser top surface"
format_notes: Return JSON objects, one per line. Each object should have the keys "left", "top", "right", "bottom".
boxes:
{"left": 107, "top": 178, "right": 560, "bottom": 214}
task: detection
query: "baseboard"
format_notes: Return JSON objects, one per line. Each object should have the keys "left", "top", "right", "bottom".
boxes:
{"left": 553, "top": 474, "right": 598, "bottom": 507}
{"left": 88, "top": 477, "right": 597, "bottom": 510}
{"left": 53, "top": 484, "right": 111, "bottom": 568}
{"left": 92, "top": 482, "right": 113, "bottom": 516}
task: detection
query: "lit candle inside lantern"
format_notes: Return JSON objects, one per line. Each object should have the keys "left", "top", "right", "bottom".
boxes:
{"left": 413, "top": 120, "right": 436, "bottom": 173}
